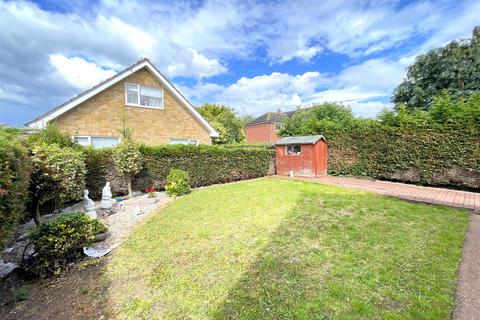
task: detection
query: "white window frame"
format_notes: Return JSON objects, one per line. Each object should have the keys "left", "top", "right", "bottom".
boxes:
{"left": 169, "top": 138, "right": 200, "bottom": 146}
{"left": 72, "top": 135, "right": 121, "bottom": 148}
{"left": 73, "top": 135, "right": 91, "bottom": 146}
{"left": 125, "top": 82, "right": 164, "bottom": 109}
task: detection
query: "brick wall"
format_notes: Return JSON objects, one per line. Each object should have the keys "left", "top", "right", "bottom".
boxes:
{"left": 245, "top": 123, "right": 279, "bottom": 144}
{"left": 52, "top": 67, "right": 212, "bottom": 145}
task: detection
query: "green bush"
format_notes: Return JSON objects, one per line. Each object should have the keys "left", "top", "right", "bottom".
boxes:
{"left": 140, "top": 144, "right": 275, "bottom": 188}
{"left": 0, "top": 128, "right": 30, "bottom": 250}
{"left": 25, "top": 212, "right": 105, "bottom": 277}
{"left": 113, "top": 141, "right": 142, "bottom": 198}
{"left": 27, "top": 124, "right": 77, "bottom": 149}
{"left": 165, "top": 169, "right": 191, "bottom": 196}
{"left": 326, "top": 124, "right": 480, "bottom": 189}
{"left": 83, "top": 145, "right": 275, "bottom": 196}
{"left": 91, "top": 218, "right": 108, "bottom": 234}
{"left": 29, "top": 143, "right": 86, "bottom": 224}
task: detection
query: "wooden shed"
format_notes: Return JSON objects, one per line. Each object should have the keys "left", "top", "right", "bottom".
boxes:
{"left": 275, "top": 135, "right": 327, "bottom": 177}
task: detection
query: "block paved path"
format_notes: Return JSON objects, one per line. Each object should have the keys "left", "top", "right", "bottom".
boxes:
{"left": 277, "top": 175, "right": 480, "bottom": 212}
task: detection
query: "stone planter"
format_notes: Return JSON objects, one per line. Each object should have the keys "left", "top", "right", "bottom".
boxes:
{"left": 94, "top": 232, "right": 108, "bottom": 242}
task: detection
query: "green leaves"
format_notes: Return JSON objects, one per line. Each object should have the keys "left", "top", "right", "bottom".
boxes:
{"left": 197, "top": 103, "right": 246, "bottom": 144}
{"left": 165, "top": 169, "right": 191, "bottom": 196}
{"left": 29, "top": 143, "right": 86, "bottom": 205}
{"left": 112, "top": 141, "right": 142, "bottom": 177}
{"left": 0, "top": 128, "right": 30, "bottom": 250}
{"left": 26, "top": 212, "right": 106, "bottom": 277}
{"left": 393, "top": 26, "right": 480, "bottom": 110}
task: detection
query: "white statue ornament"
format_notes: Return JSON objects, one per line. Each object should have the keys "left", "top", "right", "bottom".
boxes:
{"left": 100, "top": 182, "right": 113, "bottom": 209}
{"left": 83, "top": 189, "right": 97, "bottom": 219}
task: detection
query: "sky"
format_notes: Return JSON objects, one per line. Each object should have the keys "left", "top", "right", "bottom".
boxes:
{"left": 0, "top": 0, "right": 479, "bottom": 127}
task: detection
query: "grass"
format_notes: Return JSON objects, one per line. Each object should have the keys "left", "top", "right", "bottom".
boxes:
{"left": 107, "top": 178, "right": 468, "bottom": 319}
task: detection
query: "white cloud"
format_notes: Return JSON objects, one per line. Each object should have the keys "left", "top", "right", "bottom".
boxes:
{"left": 186, "top": 56, "right": 407, "bottom": 118}
{"left": 1, "top": 0, "right": 479, "bottom": 126}
{"left": 49, "top": 55, "right": 116, "bottom": 90}
{"left": 166, "top": 48, "right": 227, "bottom": 78}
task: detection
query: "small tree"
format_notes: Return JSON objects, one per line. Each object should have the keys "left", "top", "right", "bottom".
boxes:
{"left": 29, "top": 143, "right": 86, "bottom": 224}
{"left": 112, "top": 141, "right": 142, "bottom": 198}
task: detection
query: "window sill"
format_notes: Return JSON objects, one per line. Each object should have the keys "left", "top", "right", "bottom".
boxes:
{"left": 125, "top": 103, "right": 164, "bottom": 110}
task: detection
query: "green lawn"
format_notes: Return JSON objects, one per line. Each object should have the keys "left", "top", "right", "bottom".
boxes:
{"left": 107, "top": 178, "right": 468, "bottom": 319}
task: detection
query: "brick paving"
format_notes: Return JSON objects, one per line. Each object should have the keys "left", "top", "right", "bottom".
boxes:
{"left": 278, "top": 175, "right": 480, "bottom": 212}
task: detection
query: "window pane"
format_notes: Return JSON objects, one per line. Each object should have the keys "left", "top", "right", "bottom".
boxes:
{"left": 127, "top": 91, "right": 138, "bottom": 104}
{"left": 74, "top": 136, "right": 89, "bottom": 146}
{"left": 169, "top": 139, "right": 189, "bottom": 145}
{"left": 125, "top": 83, "right": 138, "bottom": 91}
{"left": 91, "top": 137, "right": 120, "bottom": 148}
{"left": 140, "top": 95, "right": 162, "bottom": 107}
{"left": 140, "top": 85, "right": 162, "bottom": 107}
{"left": 286, "top": 144, "right": 301, "bottom": 155}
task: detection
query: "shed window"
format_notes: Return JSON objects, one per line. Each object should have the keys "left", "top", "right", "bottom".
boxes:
{"left": 125, "top": 82, "right": 163, "bottom": 109}
{"left": 286, "top": 144, "right": 301, "bottom": 155}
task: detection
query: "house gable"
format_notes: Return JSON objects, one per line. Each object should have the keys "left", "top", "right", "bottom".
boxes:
{"left": 26, "top": 59, "right": 218, "bottom": 141}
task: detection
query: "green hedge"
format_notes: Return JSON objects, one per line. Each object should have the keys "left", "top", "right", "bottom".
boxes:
{"left": 0, "top": 129, "right": 30, "bottom": 250}
{"left": 84, "top": 145, "right": 275, "bottom": 198}
{"left": 326, "top": 124, "right": 480, "bottom": 189}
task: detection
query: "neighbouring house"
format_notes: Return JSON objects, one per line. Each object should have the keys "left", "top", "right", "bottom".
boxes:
{"left": 245, "top": 108, "right": 307, "bottom": 144}
{"left": 244, "top": 111, "right": 286, "bottom": 144}
{"left": 26, "top": 58, "right": 218, "bottom": 147}
{"left": 275, "top": 135, "right": 327, "bottom": 177}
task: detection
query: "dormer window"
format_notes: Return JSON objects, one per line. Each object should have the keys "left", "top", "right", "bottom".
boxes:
{"left": 125, "top": 82, "right": 163, "bottom": 109}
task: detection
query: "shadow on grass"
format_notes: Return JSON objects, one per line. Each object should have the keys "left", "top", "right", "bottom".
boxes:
{"left": 212, "top": 190, "right": 337, "bottom": 320}
{"left": 212, "top": 188, "right": 466, "bottom": 320}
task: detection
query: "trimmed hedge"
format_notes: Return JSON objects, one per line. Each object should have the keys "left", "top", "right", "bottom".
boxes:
{"left": 84, "top": 145, "right": 275, "bottom": 198}
{"left": 0, "top": 129, "right": 30, "bottom": 250}
{"left": 326, "top": 124, "right": 480, "bottom": 189}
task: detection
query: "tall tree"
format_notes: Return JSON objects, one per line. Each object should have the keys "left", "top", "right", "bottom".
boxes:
{"left": 280, "top": 102, "right": 357, "bottom": 136}
{"left": 197, "top": 104, "right": 245, "bottom": 144}
{"left": 393, "top": 26, "right": 480, "bottom": 110}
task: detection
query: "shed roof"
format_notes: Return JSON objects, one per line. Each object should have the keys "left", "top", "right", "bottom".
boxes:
{"left": 275, "top": 135, "right": 326, "bottom": 145}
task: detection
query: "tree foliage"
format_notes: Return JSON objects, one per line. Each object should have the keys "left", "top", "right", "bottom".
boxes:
{"left": 27, "top": 124, "right": 77, "bottom": 148}
{"left": 280, "top": 102, "right": 364, "bottom": 137}
{"left": 393, "top": 26, "right": 480, "bottom": 110}
{"left": 29, "top": 143, "right": 86, "bottom": 224}
{"left": 0, "top": 128, "right": 30, "bottom": 250}
{"left": 113, "top": 141, "right": 142, "bottom": 198}
{"left": 197, "top": 103, "right": 245, "bottom": 144}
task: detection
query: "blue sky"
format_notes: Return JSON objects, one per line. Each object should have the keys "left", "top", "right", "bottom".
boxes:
{"left": 0, "top": 0, "right": 479, "bottom": 127}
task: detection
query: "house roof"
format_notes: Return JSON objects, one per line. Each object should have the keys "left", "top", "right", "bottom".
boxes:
{"left": 275, "top": 135, "right": 326, "bottom": 145}
{"left": 245, "top": 107, "right": 314, "bottom": 127}
{"left": 25, "top": 58, "right": 219, "bottom": 137}
{"left": 245, "top": 112, "right": 286, "bottom": 126}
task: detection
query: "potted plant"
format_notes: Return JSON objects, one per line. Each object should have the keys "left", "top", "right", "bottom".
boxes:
{"left": 145, "top": 186, "right": 157, "bottom": 203}
{"left": 92, "top": 219, "right": 108, "bottom": 242}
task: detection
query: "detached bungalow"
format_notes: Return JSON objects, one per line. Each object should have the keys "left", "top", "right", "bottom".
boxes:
{"left": 26, "top": 58, "right": 218, "bottom": 147}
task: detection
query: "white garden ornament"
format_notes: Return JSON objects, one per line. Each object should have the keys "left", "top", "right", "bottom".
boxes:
{"left": 100, "top": 182, "right": 113, "bottom": 209}
{"left": 83, "top": 189, "right": 97, "bottom": 219}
